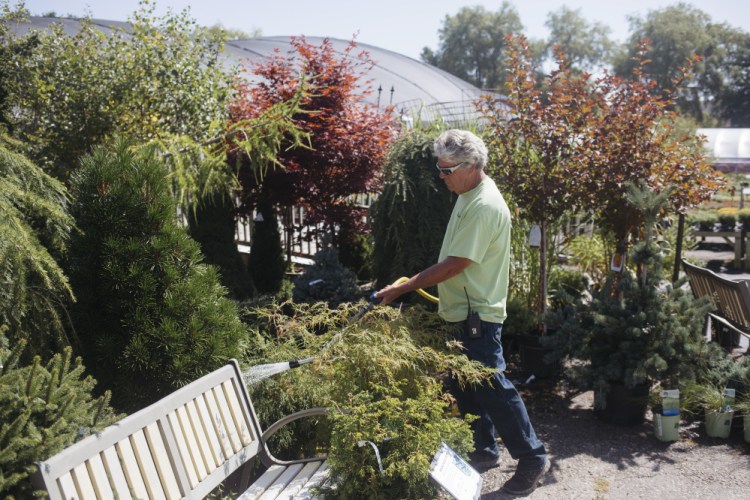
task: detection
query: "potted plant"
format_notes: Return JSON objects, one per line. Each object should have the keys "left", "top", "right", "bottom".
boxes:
{"left": 650, "top": 388, "right": 681, "bottom": 442}
{"left": 688, "top": 211, "right": 718, "bottom": 232}
{"left": 734, "top": 393, "right": 750, "bottom": 443}
{"left": 683, "top": 383, "right": 735, "bottom": 438}
{"left": 717, "top": 211, "right": 737, "bottom": 232}
{"left": 558, "top": 184, "right": 714, "bottom": 425}
{"left": 737, "top": 209, "right": 750, "bottom": 232}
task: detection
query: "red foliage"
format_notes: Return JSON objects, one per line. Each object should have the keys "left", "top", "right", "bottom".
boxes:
{"left": 480, "top": 35, "right": 724, "bottom": 244}
{"left": 228, "top": 37, "right": 395, "bottom": 236}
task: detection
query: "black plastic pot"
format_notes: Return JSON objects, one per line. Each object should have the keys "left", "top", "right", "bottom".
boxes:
{"left": 594, "top": 383, "right": 650, "bottom": 426}
{"left": 517, "top": 334, "right": 560, "bottom": 379}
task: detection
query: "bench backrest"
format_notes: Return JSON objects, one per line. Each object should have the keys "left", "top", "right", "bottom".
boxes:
{"left": 682, "top": 259, "right": 750, "bottom": 332}
{"left": 34, "top": 359, "right": 263, "bottom": 500}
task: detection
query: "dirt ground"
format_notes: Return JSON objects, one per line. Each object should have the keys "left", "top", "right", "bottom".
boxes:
{"left": 477, "top": 379, "right": 750, "bottom": 499}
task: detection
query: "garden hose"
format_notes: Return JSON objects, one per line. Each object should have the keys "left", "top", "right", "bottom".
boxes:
{"left": 390, "top": 276, "right": 439, "bottom": 303}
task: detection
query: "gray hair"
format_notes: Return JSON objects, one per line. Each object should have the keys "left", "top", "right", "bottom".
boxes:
{"left": 433, "top": 129, "right": 488, "bottom": 171}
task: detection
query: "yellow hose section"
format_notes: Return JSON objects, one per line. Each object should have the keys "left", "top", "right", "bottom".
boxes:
{"left": 392, "top": 277, "right": 439, "bottom": 303}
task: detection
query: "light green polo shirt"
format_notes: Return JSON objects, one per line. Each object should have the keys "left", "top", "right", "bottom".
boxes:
{"left": 437, "top": 176, "right": 511, "bottom": 323}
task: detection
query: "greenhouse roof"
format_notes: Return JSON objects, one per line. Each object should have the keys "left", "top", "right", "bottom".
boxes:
{"left": 698, "top": 128, "right": 750, "bottom": 162}
{"left": 9, "top": 17, "right": 494, "bottom": 124}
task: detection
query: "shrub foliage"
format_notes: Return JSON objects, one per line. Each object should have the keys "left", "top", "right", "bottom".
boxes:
{"left": 370, "top": 129, "right": 454, "bottom": 290}
{"left": 0, "top": 328, "right": 118, "bottom": 498}
{"left": 67, "top": 140, "right": 245, "bottom": 412}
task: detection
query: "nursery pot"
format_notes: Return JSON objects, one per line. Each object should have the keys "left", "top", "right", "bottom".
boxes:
{"left": 594, "top": 383, "right": 650, "bottom": 426}
{"left": 705, "top": 410, "right": 734, "bottom": 438}
{"left": 653, "top": 412, "right": 680, "bottom": 442}
{"left": 744, "top": 414, "right": 750, "bottom": 444}
{"left": 517, "top": 334, "right": 560, "bottom": 379}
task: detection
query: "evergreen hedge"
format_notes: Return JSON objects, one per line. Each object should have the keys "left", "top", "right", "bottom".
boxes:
{"left": 370, "top": 129, "right": 454, "bottom": 291}
{"left": 248, "top": 199, "right": 287, "bottom": 295}
{"left": 67, "top": 140, "right": 245, "bottom": 412}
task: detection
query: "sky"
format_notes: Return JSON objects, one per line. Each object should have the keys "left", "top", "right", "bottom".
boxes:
{"left": 18, "top": 0, "right": 750, "bottom": 60}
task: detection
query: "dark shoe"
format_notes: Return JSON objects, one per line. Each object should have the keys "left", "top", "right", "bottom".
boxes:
{"left": 468, "top": 451, "right": 502, "bottom": 470}
{"left": 502, "top": 456, "right": 550, "bottom": 495}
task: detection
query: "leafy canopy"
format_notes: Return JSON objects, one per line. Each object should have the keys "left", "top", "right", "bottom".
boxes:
{"left": 229, "top": 36, "right": 395, "bottom": 240}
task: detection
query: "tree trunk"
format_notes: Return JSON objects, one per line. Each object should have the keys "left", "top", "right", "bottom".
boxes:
{"left": 672, "top": 213, "right": 685, "bottom": 283}
{"left": 539, "top": 220, "right": 548, "bottom": 334}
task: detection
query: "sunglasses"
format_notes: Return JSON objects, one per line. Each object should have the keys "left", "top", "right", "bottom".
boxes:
{"left": 435, "top": 161, "right": 466, "bottom": 175}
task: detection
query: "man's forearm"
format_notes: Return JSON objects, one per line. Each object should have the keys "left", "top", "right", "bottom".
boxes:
{"left": 376, "top": 256, "right": 472, "bottom": 305}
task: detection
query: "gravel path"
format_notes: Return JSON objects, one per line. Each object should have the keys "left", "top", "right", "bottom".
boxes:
{"left": 478, "top": 383, "right": 750, "bottom": 499}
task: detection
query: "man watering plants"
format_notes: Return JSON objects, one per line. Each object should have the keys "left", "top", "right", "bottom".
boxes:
{"left": 374, "top": 129, "right": 549, "bottom": 496}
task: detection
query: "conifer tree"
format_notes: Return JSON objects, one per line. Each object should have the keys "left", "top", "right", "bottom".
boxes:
{"left": 188, "top": 193, "right": 255, "bottom": 300}
{"left": 0, "top": 327, "right": 118, "bottom": 498}
{"left": 0, "top": 133, "right": 74, "bottom": 359}
{"left": 248, "top": 199, "right": 287, "bottom": 295}
{"left": 370, "top": 129, "right": 454, "bottom": 290}
{"left": 293, "top": 237, "right": 361, "bottom": 306}
{"left": 555, "top": 182, "right": 714, "bottom": 397}
{"left": 67, "top": 140, "right": 245, "bottom": 412}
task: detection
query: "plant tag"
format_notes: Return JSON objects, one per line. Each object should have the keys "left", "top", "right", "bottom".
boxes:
{"left": 429, "top": 443, "right": 482, "bottom": 500}
{"left": 661, "top": 389, "right": 680, "bottom": 415}
{"left": 723, "top": 388, "right": 736, "bottom": 411}
{"left": 529, "top": 225, "right": 541, "bottom": 247}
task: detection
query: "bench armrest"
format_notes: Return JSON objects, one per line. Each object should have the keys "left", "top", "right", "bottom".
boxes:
{"left": 262, "top": 407, "right": 330, "bottom": 442}
{"left": 260, "top": 407, "right": 332, "bottom": 467}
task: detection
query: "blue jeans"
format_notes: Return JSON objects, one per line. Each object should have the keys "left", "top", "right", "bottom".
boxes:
{"left": 450, "top": 320, "right": 547, "bottom": 463}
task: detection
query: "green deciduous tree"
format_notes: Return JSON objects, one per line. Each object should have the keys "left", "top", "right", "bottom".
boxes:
{"left": 67, "top": 140, "right": 245, "bottom": 412}
{"left": 421, "top": 3, "right": 525, "bottom": 90}
{"left": 615, "top": 2, "right": 750, "bottom": 125}
{"left": 0, "top": 132, "right": 74, "bottom": 359}
{"left": 1, "top": 1, "right": 235, "bottom": 180}
{"left": 544, "top": 6, "right": 614, "bottom": 71}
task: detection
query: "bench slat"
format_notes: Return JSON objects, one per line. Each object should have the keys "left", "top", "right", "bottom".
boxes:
{"left": 176, "top": 405, "right": 209, "bottom": 481}
{"left": 274, "top": 461, "right": 326, "bottom": 500}
{"left": 144, "top": 422, "right": 182, "bottom": 499}
{"left": 167, "top": 411, "right": 199, "bottom": 489}
{"left": 212, "top": 385, "right": 243, "bottom": 453}
{"left": 132, "top": 429, "right": 167, "bottom": 500}
{"left": 86, "top": 454, "right": 115, "bottom": 499}
{"left": 292, "top": 462, "right": 329, "bottom": 500}
{"left": 203, "top": 387, "right": 234, "bottom": 460}
{"left": 237, "top": 464, "right": 286, "bottom": 499}
{"left": 102, "top": 446, "right": 131, "bottom": 498}
{"left": 258, "top": 463, "right": 304, "bottom": 500}
{"left": 186, "top": 399, "right": 218, "bottom": 472}
{"left": 71, "top": 462, "right": 96, "bottom": 499}
{"left": 57, "top": 471, "right": 78, "bottom": 499}
{"left": 195, "top": 394, "right": 225, "bottom": 465}
{"left": 117, "top": 437, "right": 150, "bottom": 499}
{"left": 222, "top": 379, "right": 254, "bottom": 446}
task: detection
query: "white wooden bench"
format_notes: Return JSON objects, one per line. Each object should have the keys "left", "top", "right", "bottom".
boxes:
{"left": 33, "top": 359, "right": 330, "bottom": 499}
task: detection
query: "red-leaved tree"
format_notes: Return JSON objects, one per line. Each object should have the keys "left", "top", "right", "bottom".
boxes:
{"left": 228, "top": 37, "right": 395, "bottom": 258}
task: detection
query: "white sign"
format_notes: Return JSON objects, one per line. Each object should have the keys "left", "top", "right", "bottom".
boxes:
{"left": 429, "top": 443, "right": 483, "bottom": 500}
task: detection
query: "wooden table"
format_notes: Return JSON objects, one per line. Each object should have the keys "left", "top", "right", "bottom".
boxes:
{"left": 692, "top": 230, "right": 749, "bottom": 269}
